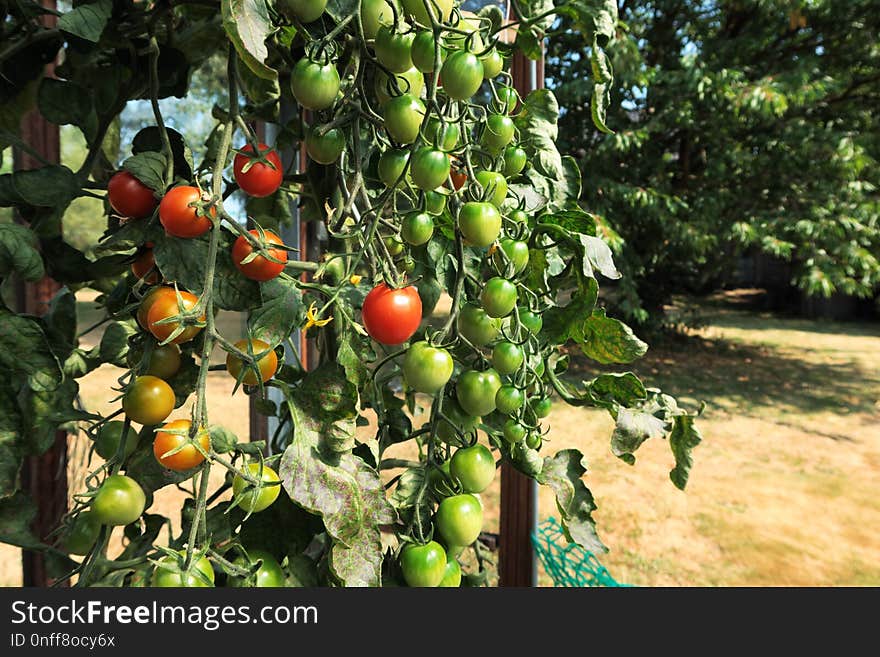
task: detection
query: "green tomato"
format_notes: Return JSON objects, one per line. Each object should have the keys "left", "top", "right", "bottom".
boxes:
{"left": 491, "top": 341, "right": 524, "bottom": 375}
{"left": 436, "top": 493, "right": 483, "bottom": 546}
{"left": 480, "top": 48, "right": 504, "bottom": 79}
{"left": 401, "top": 211, "right": 435, "bottom": 246}
{"left": 438, "top": 558, "right": 461, "bottom": 587}
{"left": 375, "top": 67, "right": 424, "bottom": 105}
{"left": 65, "top": 512, "right": 101, "bottom": 556}
{"left": 290, "top": 58, "right": 340, "bottom": 111}
{"left": 401, "top": 0, "right": 452, "bottom": 25}
{"left": 520, "top": 309, "right": 543, "bottom": 335}
{"left": 475, "top": 170, "right": 508, "bottom": 207}
{"left": 525, "top": 432, "right": 542, "bottom": 450}
{"left": 457, "top": 304, "right": 501, "bottom": 346}
{"left": 384, "top": 235, "right": 405, "bottom": 256}
{"left": 375, "top": 25, "right": 415, "bottom": 73}
{"left": 361, "top": 0, "right": 396, "bottom": 39}
{"left": 480, "top": 277, "right": 518, "bottom": 318}
{"left": 228, "top": 549, "right": 286, "bottom": 587}
{"left": 509, "top": 208, "right": 528, "bottom": 224}
{"left": 277, "top": 0, "right": 327, "bottom": 23}
{"left": 93, "top": 420, "right": 139, "bottom": 461}
{"left": 503, "top": 419, "right": 527, "bottom": 443}
{"left": 232, "top": 463, "right": 281, "bottom": 513}
{"left": 305, "top": 125, "right": 345, "bottom": 164}
{"left": 145, "top": 343, "right": 181, "bottom": 379}
{"left": 383, "top": 93, "right": 426, "bottom": 144}
{"left": 493, "top": 238, "right": 530, "bottom": 275}
{"left": 502, "top": 145, "right": 527, "bottom": 177}
{"left": 152, "top": 551, "right": 215, "bottom": 587}
{"left": 440, "top": 51, "right": 484, "bottom": 100}
{"left": 400, "top": 541, "right": 447, "bottom": 587}
{"left": 378, "top": 148, "right": 410, "bottom": 186}
{"left": 458, "top": 201, "right": 502, "bottom": 247}
{"left": 496, "top": 85, "right": 519, "bottom": 113}
{"left": 481, "top": 114, "right": 516, "bottom": 153}
{"left": 450, "top": 444, "right": 495, "bottom": 493}
{"left": 435, "top": 399, "right": 480, "bottom": 442}
{"left": 424, "top": 189, "right": 447, "bottom": 215}
{"left": 411, "top": 30, "right": 446, "bottom": 72}
{"left": 425, "top": 117, "right": 459, "bottom": 150}
{"left": 411, "top": 147, "right": 451, "bottom": 191}
{"left": 531, "top": 396, "right": 552, "bottom": 418}
{"left": 403, "top": 341, "right": 454, "bottom": 393}
{"left": 495, "top": 385, "right": 524, "bottom": 415}
{"left": 92, "top": 475, "right": 146, "bottom": 526}
{"left": 456, "top": 368, "right": 502, "bottom": 417}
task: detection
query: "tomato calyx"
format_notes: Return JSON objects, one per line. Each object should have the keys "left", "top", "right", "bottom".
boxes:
{"left": 232, "top": 143, "right": 282, "bottom": 175}
{"left": 234, "top": 227, "right": 289, "bottom": 268}
{"left": 148, "top": 286, "right": 207, "bottom": 345}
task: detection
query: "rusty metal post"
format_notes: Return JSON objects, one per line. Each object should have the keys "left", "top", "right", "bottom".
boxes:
{"left": 14, "top": 0, "right": 68, "bottom": 588}
{"left": 499, "top": 29, "right": 544, "bottom": 588}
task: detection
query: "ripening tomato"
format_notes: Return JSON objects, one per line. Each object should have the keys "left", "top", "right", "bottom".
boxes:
{"left": 440, "top": 51, "right": 484, "bottom": 100}
{"left": 480, "top": 277, "right": 518, "bottom": 318}
{"left": 411, "top": 30, "right": 446, "bottom": 72}
{"left": 458, "top": 201, "right": 502, "bottom": 247}
{"left": 152, "top": 551, "right": 215, "bottom": 587}
{"left": 232, "top": 463, "right": 281, "bottom": 513}
{"left": 228, "top": 549, "right": 286, "bottom": 587}
{"left": 456, "top": 368, "right": 502, "bottom": 417}
{"left": 226, "top": 339, "right": 279, "bottom": 385}
{"left": 94, "top": 420, "right": 139, "bottom": 460}
{"left": 65, "top": 511, "right": 102, "bottom": 556}
{"left": 411, "top": 147, "right": 450, "bottom": 191}
{"left": 400, "top": 541, "right": 447, "bottom": 587}
{"left": 491, "top": 341, "right": 524, "bottom": 375}
{"left": 153, "top": 419, "right": 210, "bottom": 472}
{"left": 403, "top": 341, "right": 454, "bottom": 393}
{"left": 137, "top": 286, "right": 171, "bottom": 329}
{"left": 383, "top": 93, "right": 426, "bottom": 144}
{"left": 159, "top": 186, "right": 214, "bottom": 238}
{"left": 457, "top": 304, "right": 501, "bottom": 346}
{"left": 475, "top": 170, "right": 507, "bottom": 207}
{"left": 375, "top": 25, "right": 415, "bottom": 73}
{"left": 401, "top": 212, "right": 434, "bottom": 246}
{"left": 493, "top": 238, "right": 530, "bottom": 275}
{"left": 378, "top": 148, "right": 410, "bottom": 187}
{"left": 123, "top": 375, "right": 175, "bottom": 426}
{"left": 438, "top": 558, "right": 461, "bottom": 587}
{"left": 107, "top": 171, "right": 158, "bottom": 218}
{"left": 436, "top": 493, "right": 483, "bottom": 546}
{"left": 450, "top": 444, "right": 495, "bottom": 493}
{"left": 91, "top": 475, "right": 146, "bottom": 526}
{"left": 290, "top": 57, "right": 340, "bottom": 110}
{"left": 145, "top": 343, "right": 182, "bottom": 379}
{"left": 362, "top": 283, "right": 422, "bottom": 345}
{"left": 131, "top": 248, "right": 160, "bottom": 284}
{"left": 449, "top": 169, "right": 467, "bottom": 191}
{"left": 146, "top": 289, "right": 203, "bottom": 344}
{"left": 233, "top": 144, "right": 284, "bottom": 198}
{"left": 231, "top": 229, "right": 288, "bottom": 281}
{"left": 277, "top": 0, "right": 327, "bottom": 23}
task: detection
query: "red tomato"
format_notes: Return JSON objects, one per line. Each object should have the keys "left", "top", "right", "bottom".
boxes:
{"left": 231, "top": 229, "right": 288, "bottom": 281}
{"left": 450, "top": 169, "right": 467, "bottom": 191}
{"left": 234, "top": 144, "right": 284, "bottom": 198}
{"left": 131, "top": 248, "right": 160, "bottom": 284}
{"left": 159, "top": 186, "right": 214, "bottom": 238}
{"left": 362, "top": 283, "right": 422, "bottom": 345}
{"left": 107, "top": 171, "right": 158, "bottom": 218}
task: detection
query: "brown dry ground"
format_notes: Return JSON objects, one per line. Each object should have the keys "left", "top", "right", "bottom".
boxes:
{"left": 2, "top": 289, "right": 878, "bottom": 586}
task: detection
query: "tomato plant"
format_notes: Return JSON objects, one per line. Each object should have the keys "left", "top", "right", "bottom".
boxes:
{"left": 0, "top": 0, "right": 701, "bottom": 590}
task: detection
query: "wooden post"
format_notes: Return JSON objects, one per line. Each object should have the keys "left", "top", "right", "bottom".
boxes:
{"left": 15, "top": 0, "right": 68, "bottom": 588}
{"left": 498, "top": 30, "right": 544, "bottom": 588}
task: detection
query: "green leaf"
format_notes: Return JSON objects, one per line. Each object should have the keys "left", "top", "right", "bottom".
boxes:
{"left": 588, "top": 372, "right": 647, "bottom": 409}
{"left": 542, "top": 277, "right": 599, "bottom": 344}
{"left": 237, "top": 56, "right": 281, "bottom": 119}
{"left": 579, "top": 234, "right": 621, "bottom": 280}
{"left": 122, "top": 152, "right": 166, "bottom": 194}
{"left": 19, "top": 378, "right": 81, "bottom": 454}
{"left": 326, "top": 0, "right": 359, "bottom": 22}
{"left": 610, "top": 407, "right": 668, "bottom": 465}
{"left": 336, "top": 327, "right": 371, "bottom": 391}
{"left": 57, "top": 0, "right": 112, "bottom": 43}
{"left": 131, "top": 127, "right": 194, "bottom": 181}
{"left": 0, "top": 307, "right": 61, "bottom": 389}
{"left": 209, "top": 426, "right": 238, "bottom": 453}
{"left": 248, "top": 277, "right": 305, "bottom": 348}
{"left": 537, "top": 450, "right": 605, "bottom": 554}
{"left": 0, "top": 380, "right": 23, "bottom": 499}
{"left": 99, "top": 321, "right": 137, "bottom": 367}
{"left": 0, "top": 166, "right": 79, "bottom": 208}
{"left": 41, "top": 288, "right": 77, "bottom": 361}
{"left": 37, "top": 78, "right": 95, "bottom": 137}
{"left": 669, "top": 413, "right": 702, "bottom": 490}
{"left": 515, "top": 89, "right": 564, "bottom": 181}
{"left": 0, "top": 223, "right": 44, "bottom": 282}
{"left": 591, "top": 81, "right": 614, "bottom": 134}
{"left": 221, "top": 0, "right": 278, "bottom": 82}
{"left": 540, "top": 208, "right": 597, "bottom": 236}
{"left": 577, "top": 308, "right": 647, "bottom": 364}
{"left": 0, "top": 492, "right": 43, "bottom": 548}
{"left": 278, "top": 365, "right": 396, "bottom": 586}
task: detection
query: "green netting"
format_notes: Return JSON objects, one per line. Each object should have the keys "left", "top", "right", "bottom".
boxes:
{"left": 531, "top": 517, "right": 628, "bottom": 587}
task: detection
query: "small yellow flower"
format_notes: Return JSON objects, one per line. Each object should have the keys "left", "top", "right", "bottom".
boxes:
{"left": 349, "top": 274, "right": 362, "bottom": 285}
{"left": 304, "top": 302, "right": 333, "bottom": 332}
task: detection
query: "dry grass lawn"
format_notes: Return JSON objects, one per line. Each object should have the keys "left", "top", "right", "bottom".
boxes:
{"left": 2, "top": 290, "right": 878, "bottom": 586}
